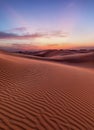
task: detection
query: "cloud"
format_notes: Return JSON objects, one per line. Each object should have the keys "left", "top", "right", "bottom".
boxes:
{"left": 0, "top": 31, "right": 45, "bottom": 40}
{"left": 32, "top": 31, "right": 68, "bottom": 38}
{"left": 0, "top": 43, "right": 42, "bottom": 51}
{"left": 0, "top": 30, "right": 68, "bottom": 40}
{"left": 0, "top": 32, "right": 18, "bottom": 39}
{"left": 10, "top": 43, "right": 40, "bottom": 50}
{"left": 49, "top": 31, "right": 68, "bottom": 37}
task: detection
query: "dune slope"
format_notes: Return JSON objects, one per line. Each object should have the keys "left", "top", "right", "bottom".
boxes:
{"left": 0, "top": 52, "right": 94, "bottom": 130}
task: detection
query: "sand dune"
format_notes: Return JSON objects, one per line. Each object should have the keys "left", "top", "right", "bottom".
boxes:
{"left": 18, "top": 49, "right": 92, "bottom": 57}
{"left": 48, "top": 52, "right": 94, "bottom": 69}
{"left": 50, "top": 52, "right": 94, "bottom": 61}
{"left": 16, "top": 50, "right": 94, "bottom": 69}
{"left": 0, "top": 52, "right": 94, "bottom": 129}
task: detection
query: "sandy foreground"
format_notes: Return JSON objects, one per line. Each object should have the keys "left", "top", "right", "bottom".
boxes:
{"left": 0, "top": 52, "right": 94, "bottom": 130}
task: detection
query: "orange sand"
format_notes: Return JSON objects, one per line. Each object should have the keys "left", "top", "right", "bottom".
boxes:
{"left": 0, "top": 52, "right": 94, "bottom": 129}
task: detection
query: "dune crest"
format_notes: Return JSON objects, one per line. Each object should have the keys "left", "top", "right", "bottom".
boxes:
{"left": 0, "top": 52, "right": 94, "bottom": 129}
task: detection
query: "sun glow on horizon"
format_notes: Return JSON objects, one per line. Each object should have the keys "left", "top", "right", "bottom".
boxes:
{"left": 0, "top": 0, "right": 94, "bottom": 50}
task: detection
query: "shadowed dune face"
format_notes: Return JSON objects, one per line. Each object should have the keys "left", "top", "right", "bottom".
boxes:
{"left": 50, "top": 52, "right": 94, "bottom": 61}
{"left": 0, "top": 52, "right": 94, "bottom": 129}
{"left": 50, "top": 52, "right": 94, "bottom": 69}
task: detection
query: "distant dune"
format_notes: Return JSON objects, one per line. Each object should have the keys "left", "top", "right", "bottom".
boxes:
{"left": 17, "top": 49, "right": 93, "bottom": 57}
{"left": 49, "top": 52, "right": 94, "bottom": 69}
{"left": 16, "top": 50, "right": 94, "bottom": 69}
{"left": 0, "top": 51, "right": 94, "bottom": 129}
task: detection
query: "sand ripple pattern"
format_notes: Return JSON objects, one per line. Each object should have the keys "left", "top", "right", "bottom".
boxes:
{"left": 0, "top": 53, "right": 94, "bottom": 130}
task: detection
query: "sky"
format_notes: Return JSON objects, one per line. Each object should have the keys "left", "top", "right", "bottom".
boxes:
{"left": 0, "top": 0, "right": 94, "bottom": 50}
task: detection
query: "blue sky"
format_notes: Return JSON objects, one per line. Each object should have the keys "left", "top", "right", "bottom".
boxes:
{"left": 0, "top": 0, "right": 94, "bottom": 50}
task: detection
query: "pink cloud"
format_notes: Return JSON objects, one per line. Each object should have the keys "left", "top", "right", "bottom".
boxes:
{"left": 0, "top": 30, "right": 68, "bottom": 40}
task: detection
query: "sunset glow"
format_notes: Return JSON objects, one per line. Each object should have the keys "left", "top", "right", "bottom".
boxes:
{"left": 0, "top": 0, "right": 94, "bottom": 50}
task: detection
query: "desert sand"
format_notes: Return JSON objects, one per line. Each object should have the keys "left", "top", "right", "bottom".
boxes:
{"left": 16, "top": 50, "right": 94, "bottom": 69}
{"left": 0, "top": 51, "right": 94, "bottom": 130}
